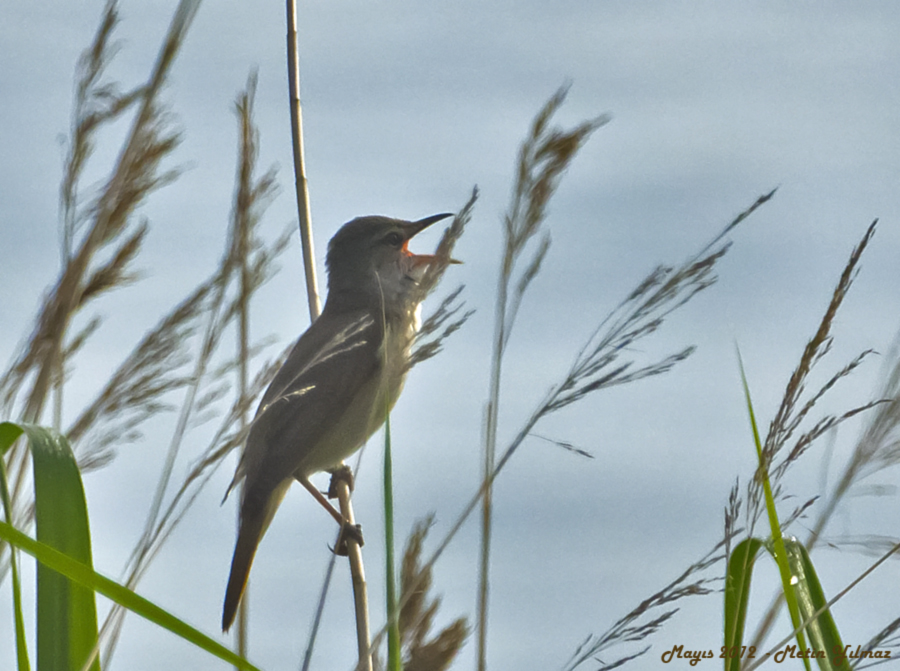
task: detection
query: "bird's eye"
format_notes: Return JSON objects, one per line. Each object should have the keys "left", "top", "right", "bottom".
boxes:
{"left": 383, "top": 231, "right": 404, "bottom": 248}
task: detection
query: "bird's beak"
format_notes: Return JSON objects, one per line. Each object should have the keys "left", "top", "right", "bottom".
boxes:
{"left": 401, "top": 213, "right": 462, "bottom": 270}
{"left": 404, "top": 212, "right": 454, "bottom": 238}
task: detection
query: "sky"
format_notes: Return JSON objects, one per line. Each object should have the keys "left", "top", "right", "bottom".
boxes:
{"left": 2, "top": 1, "right": 900, "bottom": 670}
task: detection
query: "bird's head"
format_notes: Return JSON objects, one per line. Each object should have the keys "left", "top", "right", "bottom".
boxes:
{"left": 325, "top": 213, "right": 453, "bottom": 314}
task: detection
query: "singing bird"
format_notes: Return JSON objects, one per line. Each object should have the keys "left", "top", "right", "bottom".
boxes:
{"left": 221, "top": 212, "right": 454, "bottom": 631}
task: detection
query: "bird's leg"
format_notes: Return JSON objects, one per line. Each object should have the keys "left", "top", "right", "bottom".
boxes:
{"left": 298, "top": 476, "right": 344, "bottom": 523}
{"left": 297, "top": 475, "right": 364, "bottom": 554}
{"left": 327, "top": 464, "right": 355, "bottom": 498}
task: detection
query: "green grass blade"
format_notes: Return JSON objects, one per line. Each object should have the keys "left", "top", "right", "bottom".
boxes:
{"left": 0, "top": 422, "right": 260, "bottom": 671}
{"left": 724, "top": 537, "right": 763, "bottom": 671}
{"left": 0, "top": 519, "right": 261, "bottom": 671}
{"left": 736, "top": 352, "right": 811, "bottom": 671}
{"left": 13, "top": 423, "right": 101, "bottom": 671}
{"left": 384, "top": 415, "right": 401, "bottom": 671}
{"left": 0, "top": 423, "right": 31, "bottom": 671}
{"left": 783, "top": 539, "right": 845, "bottom": 670}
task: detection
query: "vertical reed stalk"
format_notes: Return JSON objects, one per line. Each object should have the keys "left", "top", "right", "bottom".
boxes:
{"left": 286, "top": 0, "right": 320, "bottom": 318}
{"left": 285, "top": 1, "right": 371, "bottom": 667}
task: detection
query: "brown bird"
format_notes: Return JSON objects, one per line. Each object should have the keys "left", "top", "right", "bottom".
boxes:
{"left": 221, "top": 212, "right": 453, "bottom": 631}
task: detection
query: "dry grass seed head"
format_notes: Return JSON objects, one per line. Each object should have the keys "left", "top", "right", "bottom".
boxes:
{"left": 395, "top": 516, "right": 468, "bottom": 671}
{"left": 763, "top": 220, "right": 877, "bottom": 465}
{"left": 409, "top": 188, "right": 478, "bottom": 369}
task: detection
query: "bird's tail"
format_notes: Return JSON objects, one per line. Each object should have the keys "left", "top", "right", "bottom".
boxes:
{"left": 222, "top": 480, "right": 289, "bottom": 631}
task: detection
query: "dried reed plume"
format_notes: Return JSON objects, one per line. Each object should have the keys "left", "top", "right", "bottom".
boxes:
{"left": 479, "top": 85, "right": 610, "bottom": 671}
{"left": 1, "top": 4, "right": 302, "bottom": 668}
{"left": 409, "top": 188, "right": 478, "bottom": 369}
{"left": 383, "top": 516, "right": 468, "bottom": 671}
{"left": 0, "top": 0, "right": 201, "bottom": 581}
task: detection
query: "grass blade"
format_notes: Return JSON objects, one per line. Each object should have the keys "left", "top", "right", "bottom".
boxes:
{"left": 0, "top": 519, "right": 260, "bottom": 671}
{"left": 736, "top": 352, "right": 811, "bottom": 671}
{"left": 27, "top": 424, "right": 101, "bottom": 671}
{"left": 783, "top": 539, "right": 845, "bottom": 669}
{"left": 0, "top": 422, "right": 99, "bottom": 671}
{"left": 384, "top": 415, "right": 401, "bottom": 671}
{"left": 0, "top": 422, "right": 260, "bottom": 671}
{"left": 0, "top": 423, "right": 31, "bottom": 671}
{"left": 724, "top": 537, "right": 763, "bottom": 671}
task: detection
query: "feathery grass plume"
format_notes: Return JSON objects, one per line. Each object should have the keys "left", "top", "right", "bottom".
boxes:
{"left": 415, "top": 187, "right": 477, "bottom": 300}
{"left": 757, "top": 222, "right": 878, "bottom": 492}
{"left": 372, "top": 517, "right": 468, "bottom": 671}
{"left": 511, "top": 193, "right": 772, "bottom": 663}
{"left": 234, "top": 74, "right": 269, "bottom": 664}
{"left": 94, "top": 71, "right": 286, "bottom": 667}
{"left": 546, "top": 190, "right": 775, "bottom": 415}
{"left": 66, "top": 281, "right": 212, "bottom": 463}
{"left": 409, "top": 188, "right": 478, "bottom": 369}
{"left": 0, "top": 0, "right": 200, "bottom": 584}
{"left": 0, "top": 0, "right": 196, "bottom": 421}
{"left": 735, "top": 219, "right": 880, "bottom": 541}
{"left": 496, "top": 85, "right": 611, "bottom": 350}
{"left": 131, "top": 69, "right": 279, "bottom": 574}
{"left": 60, "top": 0, "right": 145, "bottom": 261}
{"left": 479, "top": 84, "right": 610, "bottom": 670}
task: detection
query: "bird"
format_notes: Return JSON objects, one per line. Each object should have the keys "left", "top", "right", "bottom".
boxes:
{"left": 221, "top": 212, "right": 454, "bottom": 632}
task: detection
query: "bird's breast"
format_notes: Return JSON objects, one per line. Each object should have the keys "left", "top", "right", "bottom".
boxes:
{"left": 297, "top": 317, "right": 414, "bottom": 475}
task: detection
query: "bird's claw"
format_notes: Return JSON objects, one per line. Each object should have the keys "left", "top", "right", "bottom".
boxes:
{"left": 327, "top": 465, "right": 355, "bottom": 498}
{"left": 331, "top": 522, "right": 364, "bottom": 556}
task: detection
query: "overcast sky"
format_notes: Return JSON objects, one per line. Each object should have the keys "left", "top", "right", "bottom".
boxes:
{"left": 3, "top": 1, "right": 900, "bottom": 670}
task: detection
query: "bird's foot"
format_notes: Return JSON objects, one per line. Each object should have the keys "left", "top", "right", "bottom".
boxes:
{"left": 327, "top": 465, "right": 355, "bottom": 498}
{"left": 332, "top": 521, "right": 364, "bottom": 556}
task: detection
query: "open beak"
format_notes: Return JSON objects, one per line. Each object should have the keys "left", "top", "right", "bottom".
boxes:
{"left": 401, "top": 213, "right": 462, "bottom": 269}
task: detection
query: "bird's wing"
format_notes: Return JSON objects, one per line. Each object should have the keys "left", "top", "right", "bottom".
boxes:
{"left": 222, "top": 309, "right": 382, "bottom": 631}
{"left": 235, "top": 308, "right": 382, "bottom": 497}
